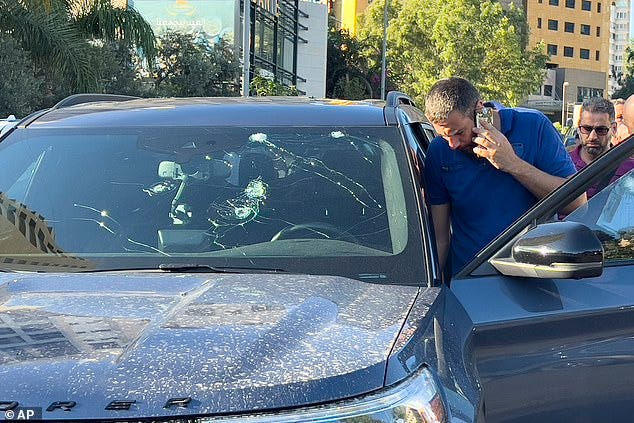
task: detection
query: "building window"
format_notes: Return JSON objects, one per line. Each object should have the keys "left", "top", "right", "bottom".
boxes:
{"left": 597, "top": 2, "right": 601, "bottom": 12}
{"left": 577, "top": 86, "right": 604, "bottom": 102}
{"left": 596, "top": 50, "right": 600, "bottom": 61}
{"left": 580, "top": 48, "right": 590, "bottom": 59}
{"left": 564, "top": 46, "right": 574, "bottom": 57}
{"left": 548, "top": 44, "right": 558, "bottom": 55}
{"left": 566, "top": 0, "right": 575, "bottom": 8}
{"left": 596, "top": 26, "right": 600, "bottom": 36}
{"left": 582, "top": 0, "right": 591, "bottom": 10}
{"left": 580, "top": 24, "right": 590, "bottom": 35}
{"left": 565, "top": 22, "right": 574, "bottom": 32}
{"left": 548, "top": 19, "right": 559, "bottom": 30}
{"left": 549, "top": 0, "right": 559, "bottom": 5}
{"left": 538, "top": 18, "right": 542, "bottom": 28}
{"left": 544, "top": 85, "right": 553, "bottom": 96}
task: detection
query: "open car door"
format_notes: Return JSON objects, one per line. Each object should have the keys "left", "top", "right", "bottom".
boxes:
{"left": 448, "top": 136, "right": 634, "bottom": 422}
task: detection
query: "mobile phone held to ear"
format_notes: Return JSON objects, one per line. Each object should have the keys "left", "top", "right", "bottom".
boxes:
{"left": 476, "top": 107, "right": 493, "bottom": 129}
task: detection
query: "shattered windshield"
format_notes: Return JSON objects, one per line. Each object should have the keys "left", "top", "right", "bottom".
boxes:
{"left": 0, "top": 126, "right": 424, "bottom": 283}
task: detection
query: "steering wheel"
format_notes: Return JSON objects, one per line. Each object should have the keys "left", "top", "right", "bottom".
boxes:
{"left": 271, "top": 222, "right": 359, "bottom": 243}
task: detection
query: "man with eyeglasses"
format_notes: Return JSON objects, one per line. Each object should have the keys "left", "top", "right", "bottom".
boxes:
{"left": 569, "top": 97, "right": 634, "bottom": 199}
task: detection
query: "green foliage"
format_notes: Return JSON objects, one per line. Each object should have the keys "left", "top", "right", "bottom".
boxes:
{"left": 25, "top": 40, "right": 149, "bottom": 112}
{"left": 612, "top": 43, "right": 634, "bottom": 99}
{"left": 91, "top": 41, "right": 148, "bottom": 96}
{"left": 612, "top": 80, "right": 634, "bottom": 100}
{"left": 333, "top": 76, "right": 370, "bottom": 100}
{"left": 0, "top": 0, "right": 156, "bottom": 92}
{"left": 326, "top": 17, "right": 379, "bottom": 99}
{"left": 356, "top": 0, "right": 548, "bottom": 105}
{"left": 153, "top": 31, "right": 240, "bottom": 97}
{"left": 72, "top": 0, "right": 156, "bottom": 63}
{"left": 0, "top": 36, "right": 44, "bottom": 117}
{"left": 602, "top": 231, "right": 634, "bottom": 261}
{"left": 0, "top": 0, "right": 95, "bottom": 91}
{"left": 250, "top": 74, "right": 299, "bottom": 96}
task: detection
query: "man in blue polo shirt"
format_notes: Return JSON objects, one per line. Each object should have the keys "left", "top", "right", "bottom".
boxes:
{"left": 423, "top": 77, "right": 585, "bottom": 276}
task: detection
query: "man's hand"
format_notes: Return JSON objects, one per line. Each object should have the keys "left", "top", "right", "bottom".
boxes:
{"left": 472, "top": 120, "right": 520, "bottom": 172}
{"left": 472, "top": 120, "right": 585, "bottom": 214}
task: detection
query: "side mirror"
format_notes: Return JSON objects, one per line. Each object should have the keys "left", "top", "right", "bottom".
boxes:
{"left": 490, "top": 222, "right": 603, "bottom": 279}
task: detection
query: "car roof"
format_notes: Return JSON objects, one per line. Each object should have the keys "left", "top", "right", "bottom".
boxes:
{"left": 25, "top": 96, "right": 392, "bottom": 128}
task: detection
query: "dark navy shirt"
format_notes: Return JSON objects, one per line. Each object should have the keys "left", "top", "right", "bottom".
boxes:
{"left": 424, "top": 106, "right": 576, "bottom": 275}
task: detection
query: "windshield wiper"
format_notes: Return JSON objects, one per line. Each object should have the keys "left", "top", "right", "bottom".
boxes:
{"left": 157, "top": 263, "right": 287, "bottom": 274}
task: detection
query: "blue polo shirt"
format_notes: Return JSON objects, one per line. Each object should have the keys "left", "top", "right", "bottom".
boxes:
{"left": 423, "top": 106, "right": 576, "bottom": 275}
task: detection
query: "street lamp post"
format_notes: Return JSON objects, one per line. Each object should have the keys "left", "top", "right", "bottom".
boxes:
{"left": 561, "top": 81, "right": 569, "bottom": 128}
{"left": 380, "top": 0, "right": 388, "bottom": 100}
{"left": 241, "top": 0, "right": 251, "bottom": 97}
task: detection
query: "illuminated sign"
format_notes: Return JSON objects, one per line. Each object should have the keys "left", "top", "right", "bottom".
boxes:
{"left": 131, "top": 0, "right": 238, "bottom": 43}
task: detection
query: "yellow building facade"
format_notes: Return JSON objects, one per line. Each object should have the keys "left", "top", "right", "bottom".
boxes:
{"left": 525, "top": 0, "right": 610, "bottom": 93}
{"left": 331, "top": 0, "right": 370, "bottom": 35}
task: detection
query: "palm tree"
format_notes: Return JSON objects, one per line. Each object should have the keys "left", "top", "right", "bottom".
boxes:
{"left": 0, "top": 0, "right": 155, "bottom": 91}
{"left": 72, "top": 0, "right": 156, "bottom": 61}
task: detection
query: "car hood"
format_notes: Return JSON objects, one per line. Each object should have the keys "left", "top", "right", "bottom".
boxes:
{"left": 0, "top": 272, "right": 419, "bottom": 420}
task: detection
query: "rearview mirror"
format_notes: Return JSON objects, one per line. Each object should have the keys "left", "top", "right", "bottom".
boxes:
{"left": 490, "top": 221, "right": 603, "bottom": 279}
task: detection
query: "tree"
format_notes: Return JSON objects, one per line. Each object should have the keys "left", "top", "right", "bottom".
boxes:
{"left": 72, "top": 0, "right": 156, "bottom": 62}
{"left": 153, "top": 31, "right": 240, "bottom": 97}
{"left": 0, "top": 0, "right": 156, "bottom": 91}
{"left": 0, "top": 0, "right": 94, "bottom": 90}
{"left": 250, "top": 73, "right": 299, "bottom": 96}
{"left": 0, "top": 35, "right": 45, "bottom": 117}
{"left": 34, "top": 40, "right": 150, "bottom": 111}
{"left": 357, "top": 0, "right": 548, "bottom": 105}
{"left": 91, "top": 40, "right": 148, "bottom": 96}
{"left": 326, "top": 19, "right": 377, "bottom": 99}
{"left": 612, "top": 43, "right": 634, "bottom": 99}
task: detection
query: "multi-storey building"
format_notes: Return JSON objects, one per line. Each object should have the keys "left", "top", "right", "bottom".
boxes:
{"left": 332, "top": 0, "right": 625, "bottom": 118}
{"left": 609, "top": 0, "right": 630, "bottom": 96}
{"left": 514, "top": 0, "right": 611, "bottom": 122}
{"left": 128, "top": 0, "right": 327, "bottom": 97}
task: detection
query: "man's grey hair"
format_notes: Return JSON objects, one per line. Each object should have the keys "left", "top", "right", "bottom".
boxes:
{"left": 425, "top": 77, "right": 480, "bottom": 124}
{"left": 582, "top": 97, "right": 615, "bottom": 121}
{"left": 612, "top": 98, "right": 625, "bottom": 106}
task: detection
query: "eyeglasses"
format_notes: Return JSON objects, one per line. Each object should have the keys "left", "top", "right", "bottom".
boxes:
{"left": 578, "top": 125, "right": 611, "bottom": 136}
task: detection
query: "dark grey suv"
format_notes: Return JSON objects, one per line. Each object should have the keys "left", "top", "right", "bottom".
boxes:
{"left": 0, "top": 93, "right": 633, "bottom": 423}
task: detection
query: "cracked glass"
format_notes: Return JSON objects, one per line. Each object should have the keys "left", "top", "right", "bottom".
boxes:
{"left": 0, "top": 126, "right": 425, "bottom": 284}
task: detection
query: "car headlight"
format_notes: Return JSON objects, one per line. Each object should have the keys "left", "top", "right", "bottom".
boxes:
{"left": 200, "top": 366, "right": 447, "bottom": 423}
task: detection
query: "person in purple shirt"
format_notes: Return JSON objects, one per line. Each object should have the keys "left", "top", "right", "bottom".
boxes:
{"left": 423, "top": 77, "right": 585, "bottom": 276}
{"left": 569, "top": 97, "right": 634, "bottom": 199}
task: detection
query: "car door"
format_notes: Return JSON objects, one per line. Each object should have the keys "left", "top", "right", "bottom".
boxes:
{"left": 448, "top": 136, "right": 634, "bottom": 422}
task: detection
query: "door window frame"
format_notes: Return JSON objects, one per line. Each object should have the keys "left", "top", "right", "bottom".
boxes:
{"left": 456, "top": 135, "right": 634, "bottom": 279}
